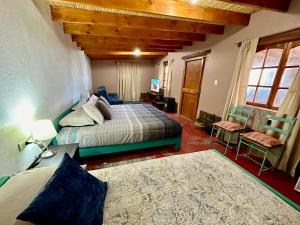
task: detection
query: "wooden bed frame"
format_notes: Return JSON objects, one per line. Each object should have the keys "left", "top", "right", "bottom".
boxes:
{"left": 52, "top": 102, "right": 182, "bottom": 158}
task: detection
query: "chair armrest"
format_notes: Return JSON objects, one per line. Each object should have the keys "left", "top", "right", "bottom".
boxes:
{"left": 108, "top": 93, "right": 118, "bottom": 96}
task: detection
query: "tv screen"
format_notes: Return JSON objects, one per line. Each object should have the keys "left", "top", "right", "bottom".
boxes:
{"left": 151, "top": 79, "right": 160, "bottom": 92}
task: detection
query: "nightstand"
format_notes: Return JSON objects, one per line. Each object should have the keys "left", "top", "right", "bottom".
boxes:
{"left": 34, "top": 144, "right": 79, "bottom": 169}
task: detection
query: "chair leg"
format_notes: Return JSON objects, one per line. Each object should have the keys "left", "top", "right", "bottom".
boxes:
{"left": 225, "top": 133, "right": 232, "bottom": 155}
{"left": 221, "top": 131, "right": 225, "bottom": 143}
{"left": 273, "top": 147, "right": 283, "bottom": 171}
{"left": 235, "top": 139, "right": 242, "bottom": 160}
{"left": 248, "top": 146, "right": 253, "bottom": 156}
{"left": 259, "top": 151, "right": 268, "bottom": 176}
{"left": 209, "top": 126, "right": 215, "bottom": 144}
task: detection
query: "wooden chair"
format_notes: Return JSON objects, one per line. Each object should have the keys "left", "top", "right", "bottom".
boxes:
{"left": 236, "top": 112, "right": 296, "bottom": 176}
{"left": 209, "top": 105, "right": 253, "bottom": 154}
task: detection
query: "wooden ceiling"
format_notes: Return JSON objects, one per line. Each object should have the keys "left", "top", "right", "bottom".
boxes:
{"left": 48, "top": 0, "right": 290, "bottom": 60}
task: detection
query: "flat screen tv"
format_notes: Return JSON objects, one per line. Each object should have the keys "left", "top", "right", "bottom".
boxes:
{"left": 151, "top": 79, "right": 160, "bottom": 92}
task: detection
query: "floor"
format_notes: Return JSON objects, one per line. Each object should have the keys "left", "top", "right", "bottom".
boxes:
{"left": 84, "top": 113, "right": 300, "bottom": 205}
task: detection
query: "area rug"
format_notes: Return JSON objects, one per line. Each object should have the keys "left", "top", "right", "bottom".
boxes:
{"left": 98, "top": 156, "right": 155, "bottom": 169}
{"left": 90, "top": 150, "right": 299, "bottom": 225}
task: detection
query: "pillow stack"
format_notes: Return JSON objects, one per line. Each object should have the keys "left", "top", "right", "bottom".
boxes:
{"left": 96, "top": 98, "right": 112, "bottom": 120}
{"left": 100, "top": 96, "right": 111, "bottom": 109}
{"left": 59, "top": 94, "right": 112, "bottom": 127}
{"left": 82, "top": 98, "right": 104, "bottom": 124}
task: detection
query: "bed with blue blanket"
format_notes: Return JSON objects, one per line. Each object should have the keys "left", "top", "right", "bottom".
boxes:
{"left": 54, "top": 104, "right": 182, "bottom": 157}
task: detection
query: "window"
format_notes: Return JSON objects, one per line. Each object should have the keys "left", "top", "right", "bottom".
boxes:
{"left": 162, "top": 61, "right": 169, "bottom": 88}
{"left": 246, "top": 41, "right": 300, "bottom": 109}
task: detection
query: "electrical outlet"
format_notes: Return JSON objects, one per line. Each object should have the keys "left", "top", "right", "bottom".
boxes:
{"left": 18, "top": 138, "right": 29, "bottom": 152}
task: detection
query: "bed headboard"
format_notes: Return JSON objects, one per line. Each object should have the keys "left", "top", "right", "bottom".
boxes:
{"left": 52, "top": 101, "right": 79, "bottom": 145}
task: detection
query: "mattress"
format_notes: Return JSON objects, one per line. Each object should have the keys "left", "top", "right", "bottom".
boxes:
{"left": 56, "top": 104, "right": 182, "bottom": 148}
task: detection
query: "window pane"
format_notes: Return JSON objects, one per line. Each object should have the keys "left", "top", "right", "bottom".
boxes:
{"left": 264, "top": 48, "right": 283, "bottom": 67}
{"left": 252, "top": 50, "right": 266, "bottom": 68}
{"left": 246, "top": 86, "right": 256, "bottom": 102}
{"left": 286, "top": 46, "right": 300, "bottom": 66}
{"left": 280, "top": 67, "right": 298, "bottom": 88}
{"left": 259, "top": 68, "right": 277, "bottom": 86}
{"left": 248, "top": 69, "right": 261, "bottom": 85}
{"left": 273, "top": 89, "right": 288, "bottom": 107}
{"left": 254, "top": 87, "right": 271, "bottom": 104}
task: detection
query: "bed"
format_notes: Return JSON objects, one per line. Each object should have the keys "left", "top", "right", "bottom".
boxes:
{"left": 53, "top": 103, "right": 182, "bottom": 157}
{"left": 0, "top": 150, "right": 299, "bottom": 225}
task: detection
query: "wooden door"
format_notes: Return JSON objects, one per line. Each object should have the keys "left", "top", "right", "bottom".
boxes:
{"left": 179, "top": 58, "right": 205, "bottom": 121}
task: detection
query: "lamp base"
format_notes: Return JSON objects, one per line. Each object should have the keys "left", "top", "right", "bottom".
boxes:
{"left": 41, "top": 149, "right": 56, "bottom": 159}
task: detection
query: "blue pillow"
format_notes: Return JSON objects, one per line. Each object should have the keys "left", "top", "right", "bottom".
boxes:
{"left": 17, "top": 153, "right": 107, "bottom": 225}
{"left": 97, "top": 86, "right": 109, "bottom": 100}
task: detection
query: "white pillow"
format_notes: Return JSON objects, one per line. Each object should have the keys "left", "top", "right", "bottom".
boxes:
{"left": 89, "top": 94, "right": 99, "bottom": 104}
{"left": 59, "top": 108, "right": 94, "bottom": 127}
{"left": 71, "top": 101, "right": 86, "bottom": 111}
{"left": 82, "top": 102, "right": 104, "bottom": 124}
{"left": 0, "top": 167, "right": 55, "bottom": 225}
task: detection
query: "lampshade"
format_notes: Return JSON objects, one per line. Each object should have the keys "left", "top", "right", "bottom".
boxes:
{"left": 31, "top": 120, "right": 57, "bottom": 141}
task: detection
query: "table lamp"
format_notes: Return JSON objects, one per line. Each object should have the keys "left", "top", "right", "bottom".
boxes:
{"left": 31, "top": 119, "right": 57, "bottom": 159}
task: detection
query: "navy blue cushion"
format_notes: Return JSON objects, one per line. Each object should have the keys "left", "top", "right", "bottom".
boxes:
{"left": 97, "top": 86, "right": 109, "bottom": 100}
{"left": 17, "top": 154, "right": 107, "bottom": 225}
{"left": 108, "top": 95, "right": 124, "bottom": 105}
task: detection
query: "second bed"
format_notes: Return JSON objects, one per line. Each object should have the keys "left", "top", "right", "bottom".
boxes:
{"left": 55, "top": 104, "right": 182, "bottom": 157}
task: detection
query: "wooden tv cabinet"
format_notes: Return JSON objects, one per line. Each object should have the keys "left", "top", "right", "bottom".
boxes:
{"left": 148, "top": 91, "right": 164, "bottom": 109}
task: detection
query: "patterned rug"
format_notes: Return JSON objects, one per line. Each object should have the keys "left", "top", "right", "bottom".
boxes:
{"left": 99, "top": 156, "right": 155, "bottom": 169}
{"left": 90, "top": 150, "right": 299, "bottom": 225}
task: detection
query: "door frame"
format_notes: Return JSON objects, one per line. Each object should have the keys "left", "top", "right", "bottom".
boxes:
{"left": 179, "top": 56, "right": 206, "bottom": 121}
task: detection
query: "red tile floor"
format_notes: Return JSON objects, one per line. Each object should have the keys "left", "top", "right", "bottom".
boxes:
{"left": 84, "top": 113, "right": 300, "bottom": 205}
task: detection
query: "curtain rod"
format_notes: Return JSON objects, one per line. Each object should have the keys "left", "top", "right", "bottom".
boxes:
{"left": 236, "top": 27, "right": 300, "bottom": 47}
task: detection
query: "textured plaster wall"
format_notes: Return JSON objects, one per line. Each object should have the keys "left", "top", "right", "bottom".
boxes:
{"left": 155, "top": 0, "right": 300, "bottom": 117}
{"left": 0, "top": 0, "right": 92, "bottom": 176}
{"left": 91, "top": 60, "right": 157, "bottom": 93}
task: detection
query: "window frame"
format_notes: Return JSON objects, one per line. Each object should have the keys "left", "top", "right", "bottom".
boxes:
{"left": 246, "top": 41, "right": 300, "bottom": 110}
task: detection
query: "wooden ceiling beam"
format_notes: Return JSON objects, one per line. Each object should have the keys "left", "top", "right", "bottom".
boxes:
{"left": 52, "top": 0, "right": 250, "bottom": 25}
{"left": 64, "top": 23, "right": 206, "bottom": 41}
{"left": 86, "top": 51, "right": 167, "bottom": 56}
{"left": 86, "top": 50, "right": 174, "bottom": 53}
{"left": 72, "top": 35, "right": 193, "bottom": 46}
{"left": 85, "top": 49, "right": 174, "bottom": 54}
{"left": 79, "top": 44, "right": 182, "bottom": 49}
{"left": 218, "top": 0, "right": 290, "bottom": 12}
{"left": 51, "top": 6, "right": 224, "bottom": 35}
{"left": 78, "top": 42, "right": 182, "bottom": 49}
{"left": 88, "top": 55, "right": 162, "bottom": 60}
{"left": 81, "top": 46, "right": 180, "bottom": 52}
{"left": 87, "top": 52, "right": 167, "bottom": 60}
{"left": 81, "top": 42, "right": 179, "bottom": 51}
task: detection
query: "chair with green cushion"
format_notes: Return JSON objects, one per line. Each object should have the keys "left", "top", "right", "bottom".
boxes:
{"left": 209, "top": 105, "right": 253, "bottom": 154}
{"left": 236, "top": 112, "right": 296, "bottom": 176}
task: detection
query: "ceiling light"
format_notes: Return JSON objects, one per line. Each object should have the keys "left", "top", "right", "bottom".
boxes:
{"left": 191, "top": 0, "right": 198, "bottom": 5}
{"left": 133, "top": 48, "right": 141, "bottom": 57}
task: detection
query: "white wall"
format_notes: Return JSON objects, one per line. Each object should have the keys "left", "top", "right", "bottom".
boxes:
{"left": 0, "top": 0, "right": 92, "bottom": 176}
{"left": 91, "top": 60, "right": 157, "bottom": 93}
{"left": 156, "top": 0, "right": 300, "bottom": 117}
